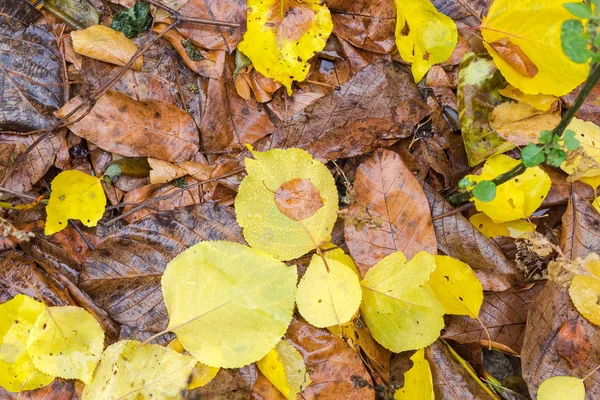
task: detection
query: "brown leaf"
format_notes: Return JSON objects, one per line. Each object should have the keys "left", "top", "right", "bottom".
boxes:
{"left": 522, "top": 280, "right": 600, "bottom": 399}
{"left": 285, "top": 317, "right": 376, "bottom": 399}
{"left": 56, "top": 91, "right": 199, "bottom": 162}
{"left": 274, "top": 178, "right": 324, "bottom": 220}
{"left": 81, "top": 204, "right": 244, "bottom": 340}
{"left": 561, "top": 190, "right": 600, "bottom": 260}
{"left": 344, "top": 149, "right": 436, "bottom": 276}
{"left": 556, "top": 320, "right": 592, "bottom": 369}
{"left": 0, "top": 379, "right": 82, "bottom": 400}
{"left": 431, "top": 0, "right": 490, "bottom": 27}
{"left": 564, "top": 83, "right": 600, "bottom": 127}
{"left": 419, "top": 137, "right": 453, "bottom": 189}
{"left": 0, "top": 0, "right": 41, "bottom": 24}
{"left": 488, "top": 37, "right": 538, "bottom": 78}
{"left": 252, "top": 371, "right": 286, "bottom": 400}
{"left": 188, "top": 365, "right": 257, "bottom": 400}
{"left": 443, "top": 283, "right": 544, "bottom": 354}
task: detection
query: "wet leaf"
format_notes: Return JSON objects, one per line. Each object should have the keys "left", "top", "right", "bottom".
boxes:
{"left": 71, "top": 25, "right": 143, "bottom": 70}
{"left": 0, "top": 0, "right": 41, "bottom": 24}
{"left": 256, "top": 340, "right": 311, "bottom": 399}
{"left": 274, "top": 178, "right": 324, "bottom": 221}
{"left": 393, "top": 348, "right": 433, "bottom": 399}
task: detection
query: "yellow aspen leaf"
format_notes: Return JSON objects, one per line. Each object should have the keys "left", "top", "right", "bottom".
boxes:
{"left": 295, "top": 253, "right": 362, "bottom": 328}
{"left": 569, "top": 254, "right": 600, "bottom": 326}
{"left": 235, "top": 148, "right": 338, "bottom": 261}
{"left": 360, "top": 251, "right": 444, "bottom": 352}
{"left": 560, "top": 118, "right": 600, "bottom": 181}
{"left": 167, "top": 338, "right": 219, "bottom": 390}
{"left": 537, "top": 376, "right": 585, "bottom": 400}
{"left": 469, "top": 213, "right": 535, "bottom": 239}
{"left": 394, "top": 0, "right": 457, "bottom": 82}
{"left": 237, "top": 0, "right": 333, "bottom": 94}
{"left": 256, "top": 340, "right": 311, "bottom": 399}
{"left": 82, "top": 340, "right": 196, "bottom": 400}
{"left": 0, "top": 295, "right": 54, "bottom": 392}
{"left": 45, "top": 170, "right": 106, "bottom": 235}
{"left": 393, "top": 348, "right": 434, "bottom": 400}
{"left": 481, "top": 0, "right": 588, "bottom": 96}
{"left": 467, "top": 154, "right": 551, "bottom": 222}
{"left": 162, "top": 241, "right": 297, "bottom": 368}
{"left": 429, "top": 256, "right": 483, "bottom": 318}
{"left": 498, "top": 85, "right": 558, "bottom": 111}
{"left": 71, "top": 25, "right": 143, "bottom": 70}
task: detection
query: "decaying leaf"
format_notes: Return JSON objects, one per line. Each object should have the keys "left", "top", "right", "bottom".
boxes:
{"left": 256, "top": 340, "right": 311, "bottom": 399}
{"left": 71, "top": 25, "right": 143, "bottom": 70}
{"left": 491, "top": 101, "right": 561, "bottom": 146}
{"left": 561, "top": 191, "right": 600, "bottom": 260}
{"left": 498, "top": 85, "right": 558, "bottom": 111}
{"left": 47, "top": 0, "right": 99, "bottom": 28}
{"left": 569, "top": 255, "right": 600, "bottom": 326}
{"left": 488, "top": 37, "right": 538, "bottom": 78}
{"left": 555, "top": 320, "right": 591, "bottom": 369}
{"left": 274, "top": 178, "right": 324, "bottom": 221}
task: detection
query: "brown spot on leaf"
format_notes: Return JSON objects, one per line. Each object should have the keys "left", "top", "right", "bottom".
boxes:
{"left": 274, "top": 178, "right": 323, "bottom": 220}
{"left": 555, "top": 319, "right": 591, "bottom": 369}
{"left": 488, "top": 37, "right": 538, "bottom": 78}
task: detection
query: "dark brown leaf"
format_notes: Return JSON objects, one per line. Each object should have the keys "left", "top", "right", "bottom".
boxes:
{"left": 188, "top": 365, "right": 257, "bottom": 400}
{"left": 561, "top": 190, "right": 600, "bottom": 260}
{"left": 565, "top": 83, "right": 600, "bottom": 127}
{"left": 274, "top": 178, "right": 324, "bottom": 220}
{"left": 0, "top": 0, "right": 40, "bottom": 24}
{"left": 431, "top": 0, "right": 491, "bottom": 26}
{"left": 251, "top": 371, "right": 286, "bottom": 400}
{"left": 556, "top": 319, "right": 591, "bottom": 369}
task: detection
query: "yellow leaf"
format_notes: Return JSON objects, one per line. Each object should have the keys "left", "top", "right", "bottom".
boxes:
{"left": 581, "top": 175, "right": 600, "bottom": 191}
{"left": 594, "top": 198, "right": 600, "bottom": 215}
{"left": 393, "top": 348, "right": 434, "bottom": 400}
{"left": 45, "top": 170, "right": 106, "bottom": 235}
{"left": 394, "top": 0, "right": 457, "bottom": 82}
{"left": 162, "top": 241, "right": 297, "bottom": 368}
{"left": 238, "top": 0, "right": 333, "bottom": 94}
{"left": 256, "top": 340, "right": 311, "bottom": 399}
{"left": 295, "top": 253, "right": 362, "bottom": 328}
{"left": 235, "top": 148, "right": 338, "bottom": 261}
{"left": 167, "top": 338, "right": 219, "bottom": 390}
{"left": 481, "top": 0, "right": 588, "bottom": 96}
{"left": 569, "top": 255, "right": 600, "bottom": 326}
{"left": 27, "top": 306, "right": 104, "bottom": 384}
{"left": 360, "top": 252, "right": 444, "bottom": 352}
{"left": 0, "top": 295, "right": 54, "bottom": 392}
{"left": 560, "top": 118, "right": 600, "bottom": 180}
{"left": 467, "top": 154, "right": 551, "bottom": 222}
{"left": 429, "top": 256, "right": 483, "bottom": 318}
{"left": 82, "top": 340, "right": 196, "bottom": 400}
{"left": 71, "top": 25, "right": 143, "bottom": 70}
{"left": 469, "top": 212, "right": 535, "bottom": 239}
{"left": 491, "top": 101, "right": 560, "bottom": 146}
{"left": 537, "top": 376, "right": 585, "bottom": 400}
{"left": 498, "top": 85, "right": 558, "bottom": 111}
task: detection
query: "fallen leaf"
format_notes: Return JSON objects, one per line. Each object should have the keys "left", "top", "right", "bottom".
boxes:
{"left": 560, "top": 118, "right": 600, "bottom": 181}
{"left": 0, "top": 0, "right": 40, "bottom": 24}
{"left": 555, "top": 320, "right": 591, "bottom": 369}
{"left": 537, "top": 376, "right": 585, "bottom": 400}
{"left": 71, "top": 25, "right": 143, "bottom": 70}
{"left": 393, "top": 348, "right": 434, "bottom": 399}
{"left": 148, "top": 158, "right": 189, "bottom": 184}
{"left": 561, "top": 191, "right": 600, "bottom": 260}
{"left": 190, "top": 365, "right": 257, "bottom": 399}
{"left": 491, "top": 101, "right": 561, "bottom": 146}
{"left": 256, "top": 340, "right": 311, "bottom": 399}
{"left": 167, "top": 338, "right": 220, "bottom": 390}
{"left": 565, "top": 84, "right": 600, "bottom": 127}
{"left": 498, "top": 85, "right": 558, "bottom": 111}
{"left": 469, "top": 212, "right": 536, "bottom": 239}
{"left": 47, "top": 0, "right": 99, "bottom": 28}
{"left": 274, "top": 178, "right": 324, "bottom": 220}
{"left": 570, "top": 256, "right": 600, "bottom": 326}
{"left": 488, "top": 37, "right": 538, "bottom": 78}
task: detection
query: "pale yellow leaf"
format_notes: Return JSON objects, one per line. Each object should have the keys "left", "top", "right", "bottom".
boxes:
{"left": 72, "top": 25, "right": 143, "bottom": 70}
{"left": 537, "top": 376, "right": 585, "bottom": 400}
{"left": 167, "top": 338, "right": 219, "bottom": 390}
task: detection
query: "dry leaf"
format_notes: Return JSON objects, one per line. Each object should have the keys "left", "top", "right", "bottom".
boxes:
{"left": 555, "top": 320, "right": 591, "bottom": 369}
{"left": 274, "top": 178, "right": 324, "bottom": 221}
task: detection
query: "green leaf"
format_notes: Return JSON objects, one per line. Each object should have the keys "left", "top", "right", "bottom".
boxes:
{"left": 561, "top": 19, "right": 592, "bottom": 64}
{"left": 458, "top": 177, "right": 473, "bottom": 189}
{"left": 110, "top": 1, "right": 152, "bottom": 39}
{"left": 103, "top": 163, "right": 121, "bottom": 181}
{"left": 47, "top": 0, "right": 99, "bottom": 27}
{"left": 181, "top": 39, "right": 204, "bottom": 61}
{"left": 521, "top": 143, "right": 546, "bottom": 167}
{"left": 538, "top": 130, "right": 554, "bottom": 144}
{"left": 563, "top": 2, "right": 593, "bottom": 18}
{"left": 547, "top": 148, "right": 568, "bottom": 167}
{"left": 472, "top": 180, "right": 497, "bottom": 202}
{"left": 562, "top": 129, "right": 581, "bottom": 151}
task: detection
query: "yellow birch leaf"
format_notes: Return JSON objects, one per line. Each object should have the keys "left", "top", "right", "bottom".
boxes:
{"left": 360, "top": 251, "right": 445, "bottom": 352}
{"left": 167, "top": 338, "right": 219, "bottom": 390}
{"left": 0, "top": 295, "right": 54, "bottom": 393}
{"left": 560, "top": 118, "right": 600, "bottom": 180}
{"left": 82, "top": 340, "right": 196, "bottom": 400}
{"left": 469, "top": 213, "right": 535, "bottom": 239}
{"left": 162, "top": 241, "right": 297, "bottom": 368}
{"left": 467, "top": 154, "right": 551, "bottom": 222}
{"left": 256, "top": 340, "right": 311, "bottom": 399}
{"left": 537, "top": 376, "right": 585, "bottom": 400}
{"left": 237, "top": 0, "right": 333, "bottom": 94}
{"left": 45, "top": 170, "right": 106, "bottom": 235}
{"left": 295, "top": 253, "right": 362, "bottom": 328}
{"left": 569, "top": 254, "right": 600, "bottom": 326}
{"left": 235, "top": 148, "right": 338, "bottom": 261}
{"left": 71, "top": 25, "right": 143, "bottom": 70}
{"left": 498, "top": 85, "right": 558, "bottom": 111}
{"left": 481, "top": 0, "right": 588, "bottom": 96}
{"left": 393, "top": 348, "right": 434, "bottom": 400}
{"left": 429, "top": 256, "right": 483, "bottom": 318}
{"left": 394, "top": 0, "right": 458, "bottom": 82}
{"left": 27, "top": 306, "right": 104, "bottom": 384}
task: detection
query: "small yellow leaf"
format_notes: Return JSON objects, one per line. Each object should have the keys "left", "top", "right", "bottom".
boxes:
{"left": 537, "top": 376, "right": 585, "bottom": 400}
{"left": 569, "top": 256, "right": 600, "bottom": 326}
{"left": 82, "top": 340, "right": 196, "bottom": 400}
{"left": 167, "top": 338, "right": 219, "bottom": 390}
{"left": 469, "top": 212, "right": 535, "bottom": 239}
{"left": 256, "top": 340, "right": 311, "bottom": 399}
{"left": 295, "top": 253, "right": 362, "bottom": 328}
{"left": 360, "top": 252, "right": 444, "bottom": 352}
{"left": 238, "top": 0, "right": 333, "bottom": 94}
{"left": 394, "top": 0, "right": 458, "bottom": 82}
{"left": 27, "top": 306, "right": 104, "bottom": 384}
{"left": 429, "top": 256, "right": 483, "bottom": 318}
{"left": 0, "top": 295, "right": 54, "bottom": 392}
{"left": 467, "top": 154, "right": 551, "bottom": 222}
{"left": 498, "top": 85, "right": 558, "bottom": 111}
{"left": 235, "top": 148, "right": 338, "bottom": 261}
{"left": 45, "top": 170, "right": 106, "bottom": 235}
{"left": 560, "top": 118, "right": 600, "bottom": 181}
{"left": 394, "top": 348, "right": 434, "bottom": 400}
{"left": 71, "top": 25, "right": 143, "bottom": 70}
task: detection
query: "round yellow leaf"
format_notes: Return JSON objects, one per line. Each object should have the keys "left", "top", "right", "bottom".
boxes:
{"left": 256, "top": 340, "right": 311, "bottom": 399}
{"left": 394, "top": 348, "right": 434, "bottom": 400}
{"left": 469, "top": 213, "right": 535, "bottom": 239}
{"left": 569, "top": 274, "right": 600, "bottom": 326}
{"left": 537, "top": 375, "right": 585, "bottom": 400}
{"left": 45, "top": 170, "right": 106, "bottom": 235}
{"left": 296, "top": 254, "right": 362, "bottom": 328}
{"left": 162, "top": 241, "right": 297, "bottom": 368}
{"left": 235, "top": 148, "right": 338, "bottom": 261}
{"left": 0, "top": 295, "right": 54, "bottom": 392}
{"left": 27, "top": 306, "right": 104, "bottom": 384}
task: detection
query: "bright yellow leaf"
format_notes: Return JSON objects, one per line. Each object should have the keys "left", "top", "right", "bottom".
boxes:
{"left": 256, "top": 340, "right": 311, "bottom": 399}
{"left": 71, "top": 25, "right": 143, "bottom": 70}
{"left": 162, "top": 241, "right": 297, "bottom": 368}
{"left": 295, "top": 253, "right": 362, "bottom": 328}
{"left": 360, "top": 251, "right": 445, "bottom": 352}
{"left": 537, "top": 376, "right": 585, "bottom": 400}
{"left": 393, "top": 348, "right": 434, "bottom": 400}
{"left": 394, "top": 0, "right": 457, "bottom": 82}
{"left": 235, "top": 148, "right": 338, "bottom": 261}
{"left": 167, "top": 338, "right": 219, "bottom": 390}
{"left": 481, "top": 0, "right": 588, "bottom": 96}
{"left": 569, "top": 254, "right": 600, "bottom": 326}
{"left": 238, "top": 0, "right": 333, "bottom": 94}
{"left": 0, "top": 295, "right": 54, "bottom": 393}
{"left": 467, "top": 154, "right": 551, "bottom": 222}
{"left": 429, "top": 256, "right": 483, "bottom": 318}
{"left": 498, "top": 85, "right": 558, "bottom": 111}
{"left": 82, "top": 340, "right": 196, "bottom": 400}
{"left": 469, "top": 213, "right": 535, "bottom": 239}
{"left": 45, "top": 170, "right": 106, "bottom": 235}
{"left": 27, "top": 306, "right": 104, "bottom": 384}
{"left": 560, "top": 118, "right": 600, "bottom": 181}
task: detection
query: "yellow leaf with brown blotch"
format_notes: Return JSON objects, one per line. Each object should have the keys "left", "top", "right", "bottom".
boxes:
{"left": 71, "top": 25, "right": 143, "bottom": 70}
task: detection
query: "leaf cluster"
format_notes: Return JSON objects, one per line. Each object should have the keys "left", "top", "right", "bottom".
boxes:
{"left": 110, "top": 1, "right": 152, "bottom": 39}
{"left": 562, "top": 1, "right": 600, "bottom": 63}
{"left": 521, "top": 129, "right": 580, "bottom": 168}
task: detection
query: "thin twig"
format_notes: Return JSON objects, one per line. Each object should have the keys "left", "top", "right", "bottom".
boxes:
{"left": 144, "top": 0, "right": 240, "bottom": 28}
{"left": 432, "top": 201, "right": 474, "bottom": 221}
{"left": 0, "top": 188, "right": 38, "bottom": 201}
{"left": 68, "top": 221, "right": 96, "bottom": 251}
